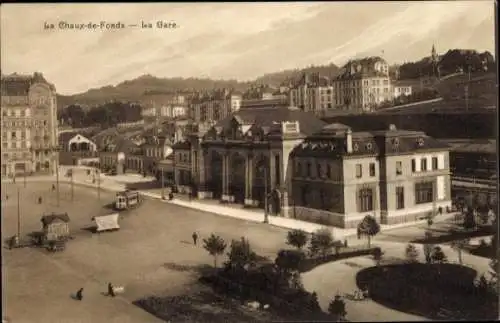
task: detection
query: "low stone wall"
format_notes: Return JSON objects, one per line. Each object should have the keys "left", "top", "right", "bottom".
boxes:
{"left": 290, "top": 206, "right": 345, "bottom": 228}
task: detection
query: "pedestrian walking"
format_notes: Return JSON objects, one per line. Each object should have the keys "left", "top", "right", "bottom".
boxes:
{"left": 108, "top": 283, "right": 115, "bottom": 297}
{"left": 75, "top": 288, "right": 84, "bottom": 301}
{"left": 192, "top": 232, "right": 198, "bottom": 245}
{"left": 168, "top": 191, "right": 174, "bottom": 200}
{"left": 52, "top": 184, "right": 56, "bottom": 191}
{"left": 38, "top": 196, "right": 43, "bottom": 204}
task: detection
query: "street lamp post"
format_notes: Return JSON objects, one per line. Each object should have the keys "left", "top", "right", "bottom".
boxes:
{"left": 17, "top": 187, "right": 21, "bottom": 239}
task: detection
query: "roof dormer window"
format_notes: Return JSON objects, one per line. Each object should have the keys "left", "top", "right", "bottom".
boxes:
{"left": 417, "top": 137, "right": 425, "bottom": 147}
{"left": 353, "top": 142, "right": 359, "bottom": 152}
{"left": 392, "top": 138, "right": 400, "bottom": 147}
{"left": 366, "top": 142, "right": 373, "bottom": 150}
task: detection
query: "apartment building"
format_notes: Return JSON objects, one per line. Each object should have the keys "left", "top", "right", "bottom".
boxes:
{"left": 1, "top": 72, "right": 59, "bottom": 177}
{"left": 332, "top": 56, "right": 393, "bottom": 112}
{"left": 189, "top": 88, "right": 242, "bottom": 122}
{"left": 289, "top": 73, "right": 335, "bottom": 116}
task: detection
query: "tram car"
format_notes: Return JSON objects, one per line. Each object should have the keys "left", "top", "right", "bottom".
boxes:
{"left": 115, "top": 190, "right": 142, "bottom": 210}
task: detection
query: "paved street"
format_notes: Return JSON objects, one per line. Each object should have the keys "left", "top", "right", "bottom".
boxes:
{"left": 2, "top": 181, "right": 292, "bottom": 323}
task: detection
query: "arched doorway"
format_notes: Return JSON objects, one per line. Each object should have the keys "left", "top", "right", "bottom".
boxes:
{"left": 229, "top": 153, "right": 246, "bottom": 204}
{"left": 210, "top": 151, "right": 223, "bottom": 199}
{"left": 253, "top": 155, "right": 269, "bottom": 209}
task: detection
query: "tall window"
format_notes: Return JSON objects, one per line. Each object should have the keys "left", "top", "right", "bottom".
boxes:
{"left": 369, "top": 163, "right": 376, "bottom": 177}
{"left": 301, "top": 186, "right": 308, "bottom": 205}
{"left": 358, "top": 188, "right": 373, "bottom": 212}
{"left": 421, "top": 158, "right": 427, "bottom": 171}
{"left": 11, "top": 131, "right": 16, "bottom": 139}
{"left": 432, "top": 157, "right": 438, "bottom": 170}
{"left": 396, "top": 186, "right": 405, "bottom": 209}
{"left": 396, "top": 161, "right": 402, "bottom": 176}
{"left": 306, "top": 162, "right": 311, "bottom": 177}
{"left": 326, "top": 164, "right": 332, "bottom": 179}
{"left": 295, "top": 162, "right": 302, "bottom": 176}
{"left": 319, "top": 189, "right": 326, "bottom": 210}
{"left": 415, "top": 182, "right": 434, "bottom": 204}
{"left": 355, "top": 164, "right": 362, "bottom": 178}
{"left": 317, "top": 163, "right": 322, "bottom": 178}
{"left": 411, "top": 159, "right": 416, "bottom": 172}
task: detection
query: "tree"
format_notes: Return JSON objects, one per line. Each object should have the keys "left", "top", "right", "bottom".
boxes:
{"left": 226, "top": 237, "right": 258, "bottom": 269}
{"left": 357, "top": 215, "right": 380, "bottom": 248}
{"left": 275, "top": 249, "right": 306, "bottom": 275}
{"left": 309, "top": 228, "right": 334, "bottom": 258}
{"left": 450, "top": 239, "right": 469, "bottom": 265}
{"left": 328, "top": 295, "right": 347, "bottom": 321}
{"left": 405, "top": 244, "right": 420, "bottom": 263}
{"left": 430, "top": 246, "right": 447, "bottom": 264}
{"left": 202, "top": 234, "right": 227, "bottom": 268}
{"left": 286, "top": 229, "right": 308, "bottom": 250}
{"left": 463, "top": 209, "right": 476, "bottom": 230}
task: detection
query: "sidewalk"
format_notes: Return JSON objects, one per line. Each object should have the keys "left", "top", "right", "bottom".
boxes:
{"left": 3, "top": 173, "right": 458, "bottom": 240}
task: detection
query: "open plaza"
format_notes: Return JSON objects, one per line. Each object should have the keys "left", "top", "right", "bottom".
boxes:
{"left": 2, "top": 174, "right": 495, "bottom": 322}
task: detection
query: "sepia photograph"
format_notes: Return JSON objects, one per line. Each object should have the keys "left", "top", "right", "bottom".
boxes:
{"left": 1, "top": 1, "right": 498, "bottom": 322}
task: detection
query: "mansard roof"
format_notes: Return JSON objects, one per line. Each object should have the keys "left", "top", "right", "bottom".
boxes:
{"left": 211, "top": 104, "right": 326, "bottom": 138}
{"left": 1, "top": 72, "right": 56, "bottom": 96}
{"left": 292, "top": 125, "right": 450, "bottom": 158}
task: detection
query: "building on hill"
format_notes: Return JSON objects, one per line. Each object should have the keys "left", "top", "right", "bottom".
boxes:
{"left": 1, "top": 72, "right": 59, "bottom": 177}
{"left": 188, "top": 88, "right": 242, "bottom": 123}
{"left": 332, "top": 56, "right": 393, "bottom": 112}
{"left": 172, "top": 100, "right": 452, "bottom": 228}
{"left": 288, "top": 72, "right": 335, "bottom": 116}
{"left": 392, "top": 80, "right": 413, "bottom": 99}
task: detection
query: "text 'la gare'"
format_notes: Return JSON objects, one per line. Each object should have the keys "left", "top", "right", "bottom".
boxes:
{"left": 141, "top": 21, "right": 178, "bottom": 29}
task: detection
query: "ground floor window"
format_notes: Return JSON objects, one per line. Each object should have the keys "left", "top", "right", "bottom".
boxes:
{"left": 415, "top": 182, "right": 434, "bottom": 204}
{"left": 358, "top": 188, "right": 374, "bottom": 212}
{"left": 396, "top": 186, "right": 405, "bottom": 209}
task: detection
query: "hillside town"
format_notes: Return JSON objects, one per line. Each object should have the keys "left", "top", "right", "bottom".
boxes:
{"left": 1, "top": 3, "right": 498, "bottom": 323}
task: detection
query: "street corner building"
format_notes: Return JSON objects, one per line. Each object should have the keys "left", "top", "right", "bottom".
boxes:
{"left": 1, "top": 72, "right": 59, "bottom": 177}
{"left": 173, "top": 100, "right": 452, "bottom": 228}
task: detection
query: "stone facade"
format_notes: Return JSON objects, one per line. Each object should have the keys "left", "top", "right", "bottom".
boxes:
{"left": 1, "top": 73, "right": 59, "bottom": 177}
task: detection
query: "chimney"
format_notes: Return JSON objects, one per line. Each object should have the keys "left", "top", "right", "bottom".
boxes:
{"left": 346, "top": 128, "right": 353, "bottom": 153}
{"left": 389, "top": 124, "right": 397, "bottom": 131}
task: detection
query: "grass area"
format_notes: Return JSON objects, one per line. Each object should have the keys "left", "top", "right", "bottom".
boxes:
{"left": 356, "top": 263, "right": 497, "bottom": 320}
{"left": 410, "top": 226, "right": 494, "bottom": 244}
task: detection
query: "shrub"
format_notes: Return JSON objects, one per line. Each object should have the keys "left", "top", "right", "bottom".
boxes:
{"left": 275, "top": 249, "right": 306, "bottom": 275}
{"left": 405, "top": 244, "right": 420, "bottom": 263}
{"left": 431, "top": 246, "right": 448, "bottom": 264}
{"left": 286, "top": 229, "right": 308, "bottom": 250}
{"left": 328, "top": 295, "right": 347, "bottom": 319}
{"left": 300, "top": 247, "right": 381, "bottom": 273}
{"left": 226, "top": 237, "right": 258, "bottom": 270}
{"left": 309, "top": 228, "right": 333, "bottom": 258}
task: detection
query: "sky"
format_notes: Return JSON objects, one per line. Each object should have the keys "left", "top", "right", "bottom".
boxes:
{"left": 1, "top": 2, "right": 496, "bottom": 95}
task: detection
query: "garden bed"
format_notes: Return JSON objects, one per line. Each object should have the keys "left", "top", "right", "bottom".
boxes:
{"left": 410, "top": 226, "right": 494, "bottom": 244}
{"left": 356, "top": 263, "right": 497, "bottom": 320}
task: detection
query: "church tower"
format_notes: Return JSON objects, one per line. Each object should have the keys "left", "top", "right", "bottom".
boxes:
{"left": 431, "top": 44, "right": 440, "bottom": 78}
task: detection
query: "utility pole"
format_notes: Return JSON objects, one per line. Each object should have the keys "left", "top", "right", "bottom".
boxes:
{"left": 263, "top": 165, "right": 269, "bottom": 224}
{"left": 161, "top": 167, "right": 165, "bottom": 199}
{"left": 17, "top": 187, "right": 21, "bottom": 239}
{"left": 97, "top": 169, "right": 101, "bottom": 201}
{"left": 71, "top": 170, "right": 74, "bottom": 202}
